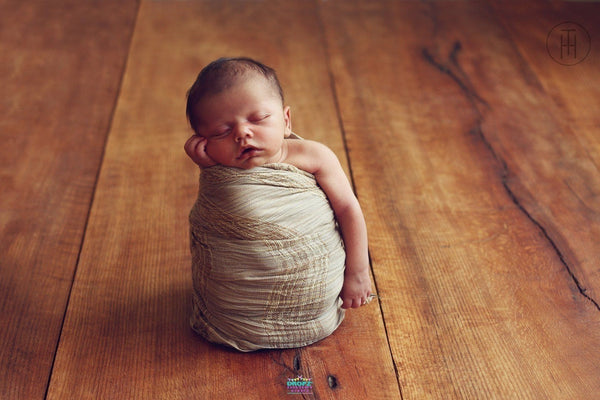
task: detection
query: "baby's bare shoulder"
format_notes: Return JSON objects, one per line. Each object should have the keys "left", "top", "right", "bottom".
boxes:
{"left": 287, "top": 139, "right": 332, "bottom": 157}
{"left": 285, "top": 139, "right": 340, "bottom": 174}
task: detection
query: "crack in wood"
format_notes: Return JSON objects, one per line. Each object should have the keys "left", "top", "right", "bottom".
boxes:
{"left": 422, "top": 42, "right": 490, "bottom": 113}
{"left": 422, "top": 42, "right": 600, "bottom": 311}
{"left": 293, "top": 353, "right": 301, "bottom": 371}
{"left": 269, "top": 351, "right": 296, "bottom": 374}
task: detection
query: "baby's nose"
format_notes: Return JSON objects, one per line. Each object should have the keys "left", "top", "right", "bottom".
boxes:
{"left": 234, "top": 123, "right": 253, "bottom": 142}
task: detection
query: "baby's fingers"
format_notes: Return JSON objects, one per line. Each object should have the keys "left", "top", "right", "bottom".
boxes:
{"left": 340, "top": 291, "right": 375, "bottom": 309}
{"left": 184, "top": 135, "right": 216, "bottom": 168}
{"left": 184, "top": 135, "right": 204, "bottom": 158}
{"left": 340, "top": 294, "right": 362, "bottom": 309}
{"left": 340, "top": 297, "right": 353, "bottom": 309}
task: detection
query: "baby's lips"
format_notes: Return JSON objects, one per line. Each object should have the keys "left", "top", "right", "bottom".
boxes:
{"left": 237, "top": 145, "right": 257, "bottom": 159}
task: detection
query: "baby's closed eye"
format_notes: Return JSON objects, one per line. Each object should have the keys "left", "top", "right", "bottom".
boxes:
{"left": 210, "top": 127, "right": 232, "bottom": 139}
{"left": 249, "top": 113, "right": 270, "bottom": 123}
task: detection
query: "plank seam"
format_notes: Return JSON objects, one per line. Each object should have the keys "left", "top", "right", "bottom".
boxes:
{"left": 314, "top": 2, "right": 405, "bottom": 399}
{"left": 42, "top": 1, "right": 143, "bottom": 398}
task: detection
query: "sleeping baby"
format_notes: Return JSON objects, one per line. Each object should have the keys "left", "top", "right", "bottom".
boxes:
{"left": 184, "top": 57, "right": 372, "bottom": 351}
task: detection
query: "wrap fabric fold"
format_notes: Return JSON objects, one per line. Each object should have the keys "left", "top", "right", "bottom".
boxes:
{"left": 189, "top": 163, "right": 346, "bottom": 351}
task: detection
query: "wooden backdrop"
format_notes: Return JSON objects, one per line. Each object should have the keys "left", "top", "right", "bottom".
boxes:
{"left": 1, "top": 1, "right": 599, "bottom": 399}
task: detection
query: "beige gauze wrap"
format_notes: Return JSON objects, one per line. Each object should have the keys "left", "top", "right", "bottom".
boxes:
{"left": 189, "top": 163, "right": 346, "bottom": 351}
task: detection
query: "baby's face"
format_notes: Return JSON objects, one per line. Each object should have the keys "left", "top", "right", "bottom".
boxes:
{"left": 192, "top": 75, "right": 291, "bottom": 169}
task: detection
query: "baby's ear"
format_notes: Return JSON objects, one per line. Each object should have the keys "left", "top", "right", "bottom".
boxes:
{"left": 283, "top": 106, "right": 292, "bottom": 137}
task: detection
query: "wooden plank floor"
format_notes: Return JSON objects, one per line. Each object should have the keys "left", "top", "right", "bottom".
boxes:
{"left": 0, "top": 1, "right": 139, "bottom": 398}
{"left": 2, "top": 0, "right": 599, "bottom": 399}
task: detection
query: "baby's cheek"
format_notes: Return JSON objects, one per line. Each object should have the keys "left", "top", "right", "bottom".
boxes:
{"left": 204, "top": 141, "right": 228, "bottom": 164}
{"left": 204, "top": 140, "right": 216, "bottom": 157}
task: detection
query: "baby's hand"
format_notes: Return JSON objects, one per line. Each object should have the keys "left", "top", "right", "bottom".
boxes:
{"left": 339, "top": 269, "right": 372, "bottom": 309}
{"left": 184, "top": 135, "right": 217, "bottom": 168}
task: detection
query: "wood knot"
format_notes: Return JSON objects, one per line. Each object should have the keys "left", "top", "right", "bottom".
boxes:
{"left": 327, "top": 374, "right": 338, "bottom": 389}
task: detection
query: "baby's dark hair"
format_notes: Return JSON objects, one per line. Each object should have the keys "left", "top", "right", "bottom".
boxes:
{"left": 186, "top": 57, "right": 284, "bottom": 133}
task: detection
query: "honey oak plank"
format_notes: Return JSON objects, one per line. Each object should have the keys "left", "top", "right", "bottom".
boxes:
{"left": 320, "top": 0, "right": 600, "bottom": 398}
{"left": 0, "top": 1, "right": 138, "bottom": 398}
{"left": 46, "top": 1, "right": 399, "bottom": 399}
{"left": 489, "top": 0, "right": 600, "bottom": 312}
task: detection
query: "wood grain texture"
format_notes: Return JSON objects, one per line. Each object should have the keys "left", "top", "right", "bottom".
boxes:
{"left": 0, "top": 1, "right": 138, "bottom": 398}
{"left": 319, "top": 0, "right": 600, "bottom": 398}
{"left": 489, "top": 0, "right": 600, "bottom": 312}
{"left": 4, "top": 1, "right": 599, "bottom": 399}
{"left": 46, "top": 1, "right": 399, "bottom": 399}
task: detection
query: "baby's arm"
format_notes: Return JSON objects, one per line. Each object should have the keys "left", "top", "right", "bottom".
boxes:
{"left": 184, "top": 135, "right": 217, "bottom": 168}
{"left": 285, "top": 140, "right": 372, "bottom": 309}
